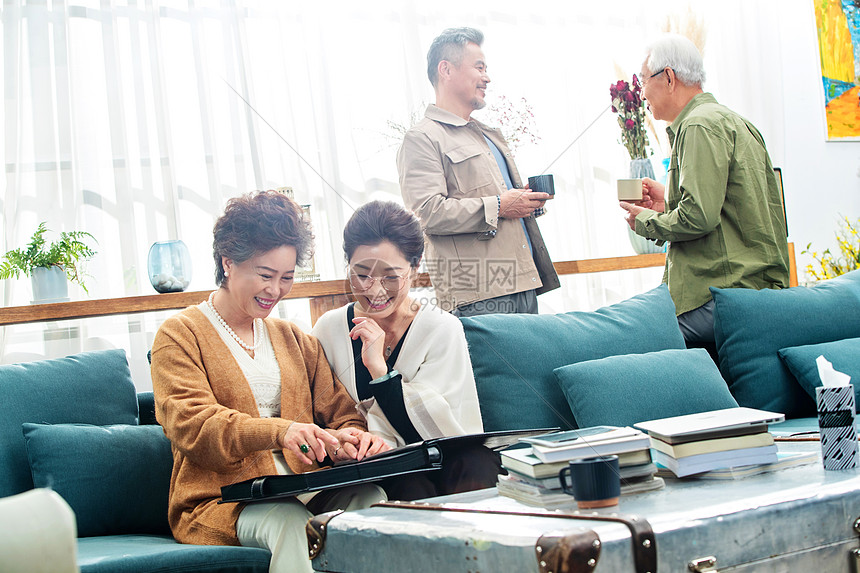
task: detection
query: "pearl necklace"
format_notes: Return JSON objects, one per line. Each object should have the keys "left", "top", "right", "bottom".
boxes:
{"left": 207, "top": 291, "right": 260, "bottom": 351}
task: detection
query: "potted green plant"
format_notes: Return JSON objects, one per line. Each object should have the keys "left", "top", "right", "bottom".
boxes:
{"left": 0, "top": 222, "right": 97, "bottom": 301}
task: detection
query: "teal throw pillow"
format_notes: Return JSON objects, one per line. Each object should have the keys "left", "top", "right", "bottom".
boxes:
{"left": 778, "top": 337, "right": 860, "bottom": 406}
{"left": 22, "top": 423, "right": 173, "bottom": 537}
{"left": 0, "top": 349, "right": 138, "bottom": 498}
{"left": 711, "top": 270, "right": 860, "bottom": 418}
{"left": 554, "top": 348, "right": 738, "bottom": 428}
{"left": 461, "top": 284, "right": 685, "bottom": 431}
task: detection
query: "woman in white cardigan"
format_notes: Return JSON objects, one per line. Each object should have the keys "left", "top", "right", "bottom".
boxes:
{"left": 312, "top": 200, "right": 500, "bottom": 500}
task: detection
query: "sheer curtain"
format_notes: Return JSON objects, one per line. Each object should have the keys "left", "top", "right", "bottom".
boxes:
{"left": 0, "top": 0, "right": 787, "bottom": 389}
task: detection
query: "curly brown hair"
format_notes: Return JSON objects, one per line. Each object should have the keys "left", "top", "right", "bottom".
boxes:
{"left": 212, "top": 190, "right": 314, "bottom": 286}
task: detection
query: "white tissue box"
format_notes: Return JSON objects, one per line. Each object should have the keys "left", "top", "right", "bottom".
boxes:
{"left": 816, "top": 384, "right": 858, "bottom": 470}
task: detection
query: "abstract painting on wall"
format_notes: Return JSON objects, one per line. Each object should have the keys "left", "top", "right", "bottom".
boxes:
{"left": 814, "top": 0, "right": 860, "bottom": 140}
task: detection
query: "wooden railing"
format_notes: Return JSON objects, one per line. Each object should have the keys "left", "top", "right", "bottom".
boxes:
{"left": 0, "top": 244, "right": 797, "bottom": 327}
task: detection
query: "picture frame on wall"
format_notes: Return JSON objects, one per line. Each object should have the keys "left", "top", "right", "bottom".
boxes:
{"left": 813, "top": 0, "right": 860, "bottom": 141}
{"left": 276, "top": 186, "right": 320, "bottom": 282}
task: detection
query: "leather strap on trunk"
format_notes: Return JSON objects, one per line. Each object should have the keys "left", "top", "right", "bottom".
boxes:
{"left": 306, "top": 509, "right": 344, "bottom": 559}
{"left": 372, "top": 501, "right": 657, "bottom": 573}
{"left": 537, "top": 530, "right": 601, "bottom": 573}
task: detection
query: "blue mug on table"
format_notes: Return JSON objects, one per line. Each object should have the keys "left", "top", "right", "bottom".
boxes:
{"left": 558, "top": 455, "right": 620, "bottom": 509}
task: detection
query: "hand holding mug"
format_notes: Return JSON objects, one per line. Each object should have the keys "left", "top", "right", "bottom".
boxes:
{"left": 499, "top": 189, "right": 550, "bottom": 219}
{"left": 640, "top": 178, "right": 666, "bottom": 212}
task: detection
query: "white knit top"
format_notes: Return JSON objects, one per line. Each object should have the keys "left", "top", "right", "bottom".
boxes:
{"left": 199, "top": 302, "right": 281, "bottom": 417}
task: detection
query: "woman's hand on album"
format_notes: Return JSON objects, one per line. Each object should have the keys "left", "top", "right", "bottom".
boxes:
{"left": 329, "top": 427, "right": 390, "bottom": 462}
{"left": 350, "top": 317, "right": 389, "bottom": 380}
{"left": 281, "top": 422, "right": 339, "bottom": 465}
{"left": 325, "top": 427, "right": 361, "bottom": 462}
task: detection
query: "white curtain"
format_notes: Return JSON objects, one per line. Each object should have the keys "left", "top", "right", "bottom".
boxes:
{"left": 0, "top": 0, "right": 787, "bottom": 389}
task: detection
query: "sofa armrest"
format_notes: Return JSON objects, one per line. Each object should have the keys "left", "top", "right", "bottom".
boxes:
{"left": 137, "top": 391, "right": 158, "bottom": 425}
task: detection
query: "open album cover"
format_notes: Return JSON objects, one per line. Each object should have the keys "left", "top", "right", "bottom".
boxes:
{"left": 220, "top": 428, "right": 555, "bottom": 503}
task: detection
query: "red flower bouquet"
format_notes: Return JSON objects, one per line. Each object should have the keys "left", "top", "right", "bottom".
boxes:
{"left": 609, "top": 76, "right": 651, "bottom": 160}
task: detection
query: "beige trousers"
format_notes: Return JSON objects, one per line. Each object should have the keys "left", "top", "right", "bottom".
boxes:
{"left": 236, "top": 484, "right": 386, "bottom": 573}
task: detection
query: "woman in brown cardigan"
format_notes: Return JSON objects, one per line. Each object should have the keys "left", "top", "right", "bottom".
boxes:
{"left": 151, "top": 190, "right": 388, "bottom": 573}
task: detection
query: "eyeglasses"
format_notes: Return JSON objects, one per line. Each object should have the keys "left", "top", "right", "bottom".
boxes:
{"left": 348, "top": 271, "right": 410, "bottom": 294}
{"left": 642, "top": 68, "right": 670, "bottom": 89}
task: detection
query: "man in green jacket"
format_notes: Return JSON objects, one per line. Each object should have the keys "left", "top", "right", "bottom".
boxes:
{"left": 620, "top": 34, "right": 789, "bottom": 345}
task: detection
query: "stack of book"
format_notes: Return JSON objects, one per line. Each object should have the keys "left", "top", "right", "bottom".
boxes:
{"left": 691, "top": 450, "right": 818, "bottom": 480}
{"left": 634, "top": 408, "right": 785, "bottom": 478}
{"left": 497, "top": 426, "right": 664, "bottom": 509}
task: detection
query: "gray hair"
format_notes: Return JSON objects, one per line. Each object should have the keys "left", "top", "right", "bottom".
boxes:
{"left": 645, "top": 34, "right": 706, "bottom": 87}
{"left": 426, "top": 27, "right": 484, "bottom": 87}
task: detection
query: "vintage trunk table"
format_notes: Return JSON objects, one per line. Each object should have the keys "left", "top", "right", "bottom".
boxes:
{"left": 309, "top": 443, "right": 860, "bottom": 572}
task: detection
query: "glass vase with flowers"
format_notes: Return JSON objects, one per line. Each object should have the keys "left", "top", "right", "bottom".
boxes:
{"left": 609, "top": 75, "right": 663, "bottom": 254}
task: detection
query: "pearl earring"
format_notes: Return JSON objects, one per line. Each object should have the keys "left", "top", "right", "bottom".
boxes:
{"left": 224, "top": 271, "right": 229, "bottom": 277}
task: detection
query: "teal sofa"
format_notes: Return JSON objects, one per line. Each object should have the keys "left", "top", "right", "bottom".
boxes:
{"left": 0, "top": 349, "right": 270, "bottom": 573}
{"left": 4, "top": 271, "right": 859, "bottom": 570}
{"left": 461, "top": 271, "right": 860, "bottom": 432}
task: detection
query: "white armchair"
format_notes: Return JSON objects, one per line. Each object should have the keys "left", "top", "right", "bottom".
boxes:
{"left": 0, "top": 488, "right": 78, "bottom": 573}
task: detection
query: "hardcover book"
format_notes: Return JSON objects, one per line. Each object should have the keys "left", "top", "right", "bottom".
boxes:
{"left": 506, "top": 461, "right": 658, "bottom": 490}
{"left": 500, "top": 446, "right": 651, "bottom": 479}
{"left": 530, "top": 431, "right": 650, "bottom": 463}
{"left": 497, "top": 473, "right": 665, "bottom": 509}
{"left": 649, "top": 431, "right": 775, "bottom": 459}
{"left": 691, "top": 451, "right": 818, "bottom": 480}
{"left": 653, "top": 444, "right": 779, "bottom": 478}
{"left": 651, "top": 424, "right": 770, "bottom": 445}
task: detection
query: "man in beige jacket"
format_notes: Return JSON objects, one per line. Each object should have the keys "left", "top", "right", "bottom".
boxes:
{"left": 397, "top": 27, "right": 559, "bottom": 316}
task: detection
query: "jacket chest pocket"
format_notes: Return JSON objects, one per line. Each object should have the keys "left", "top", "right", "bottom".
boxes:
{"left": 444, "top": 143, "right": 498, "bottom": 197}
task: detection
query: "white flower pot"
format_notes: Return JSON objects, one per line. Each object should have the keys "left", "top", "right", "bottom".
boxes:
{"left": 30, "top": 266, "right": 70, "bottom": 304}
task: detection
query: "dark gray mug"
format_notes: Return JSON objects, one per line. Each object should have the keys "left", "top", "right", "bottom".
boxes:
{"left": 558, "top": 455, "right": 620, "bottom": 509}
{"left": 528, "top": 174, "right": 555, "bottom": 196}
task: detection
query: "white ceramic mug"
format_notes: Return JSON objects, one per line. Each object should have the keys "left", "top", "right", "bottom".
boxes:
{"left": 617, "top": 178, "right": 643, "bottom": 201}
